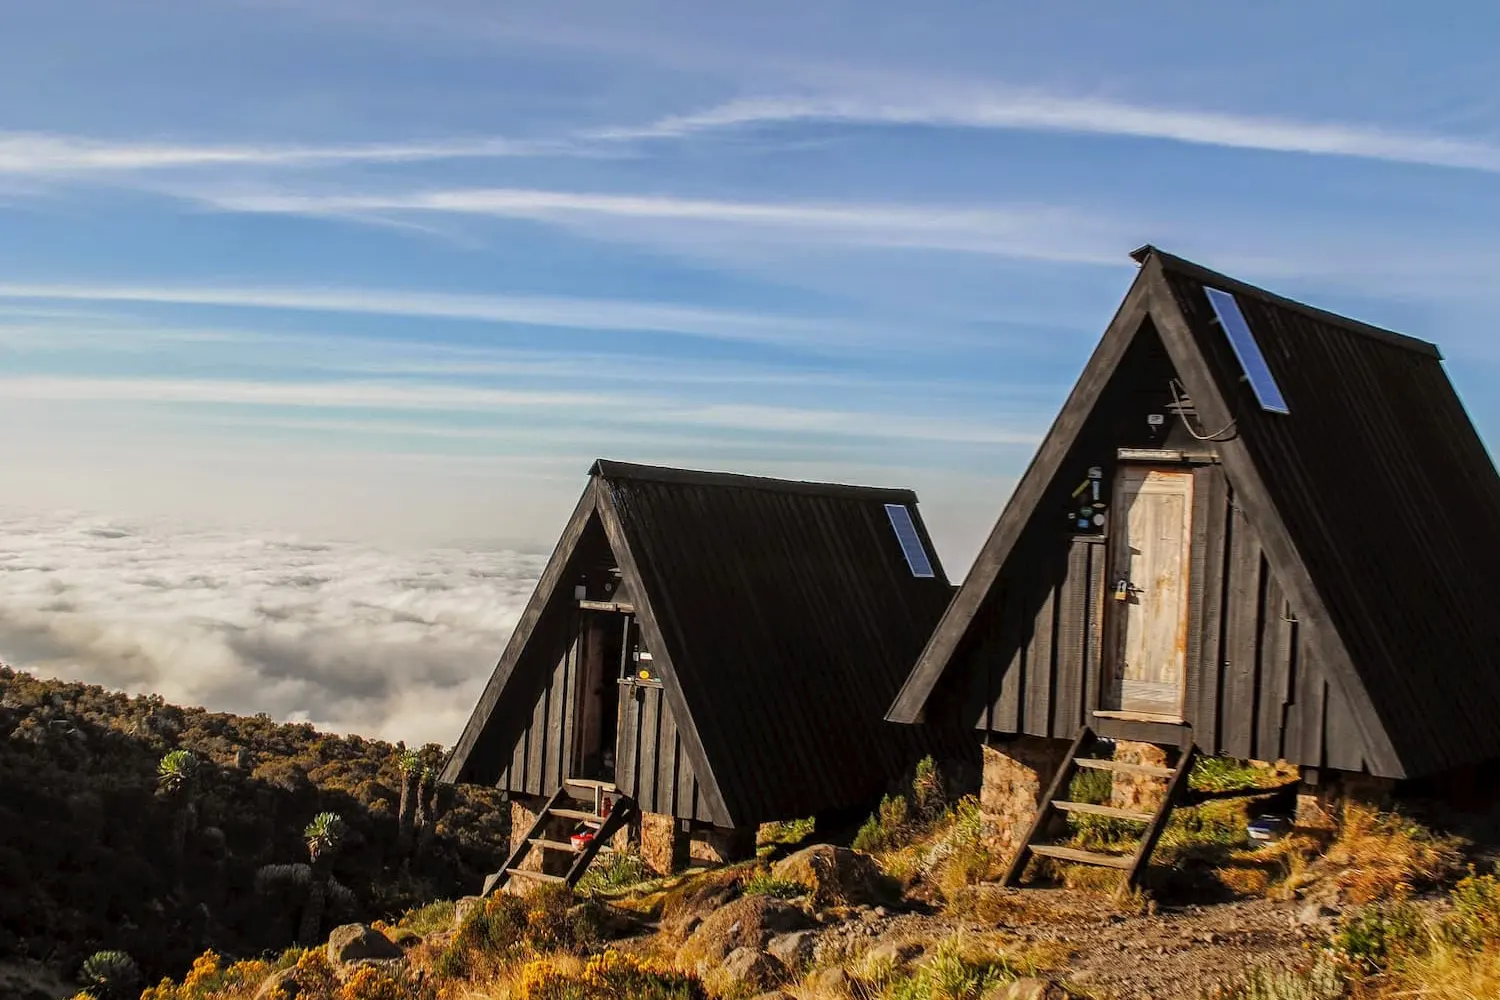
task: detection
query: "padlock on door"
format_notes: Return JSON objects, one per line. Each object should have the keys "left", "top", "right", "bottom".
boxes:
{"left": 1113, "top": 579, "right": 1139, "bottom": 602}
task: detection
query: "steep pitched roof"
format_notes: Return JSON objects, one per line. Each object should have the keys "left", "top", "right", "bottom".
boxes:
{"left": 443, "top": 460, "right": 964, "bottom": 823}
{"left": 889, "top": 248, "right": 1500, "bottom": 779}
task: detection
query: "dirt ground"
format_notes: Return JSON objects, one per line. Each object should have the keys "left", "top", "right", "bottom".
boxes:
{"left": 971, "top": 887, "right": 1324, "bottom": 999}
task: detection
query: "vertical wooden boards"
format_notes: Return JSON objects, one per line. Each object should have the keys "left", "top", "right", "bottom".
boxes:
{"left": 655, "top": 700, "right": 679, "bottom": 816}
{"left": 1024, "top": 585, "right": 1055, "bottom": 734}
{"left": 1053, "top": 539, "right": 1091, "bottom": 737}
{"left": 1221, "top": 504, "right": 1262, "bottom": 760}
{"left": 1192, "top": 468, "right": 1229, "bottom": 751}
{"left": 1325, "top": 680, "right": 1365, "bottom": 772}
{"left": 615, "top": 682, "right": 638, "bottom": 796}
{"left": 994, "top": 580, "right": 1024, "bottom": 732}
{"left": 1083, "top": 540, "right": 1105, "bottom": 718}
{"left": 1257, "top": 578, "right": 1293, "bottom": 761}
{"left": 637, "top": 684, "right": 663, "bottom": 811}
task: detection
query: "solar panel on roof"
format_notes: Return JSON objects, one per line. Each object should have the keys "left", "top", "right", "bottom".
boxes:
{"left": 885, "top": 504, "right": 935, "bottom": 578}
{"left": 1204, "top": 286, "right": 1290, "bottom": 415}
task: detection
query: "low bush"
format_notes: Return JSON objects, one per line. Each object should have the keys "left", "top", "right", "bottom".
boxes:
{"left": 1324, "top": 804, "right": 1464, "bottom": 904}
{"left": 435, "top": 885, "right": 601, "bottom": 981}
{"left": 516, "top": 950, "right": 707, "bottom": 1000}
{"left": 1203, "top": 951, "right": 1350, "bottom": 1000}
{"left": 854, "top": 794, "right": 912, "bottom": 855}
{"left": 739, "top": 869, "right": 808, "bottom": 900}
{"left": 576, "top": 848, "right": 653, "bottom": 895}
{"left": 861, "top": 934, "right": 1032, "bottom": 1000}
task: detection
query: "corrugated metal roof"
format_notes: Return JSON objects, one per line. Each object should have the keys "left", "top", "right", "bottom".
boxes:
{"left": 444, "top": 460, "right": 970, "bottom": 825}
{"left": 1156, "top": 252, "right": 1500, "bottom": 777}
{"left": 599, "top": 463, "right": 968, "bottom": 823}
{"left": 891, "top": 247, "right": 1500, "bottom": 779}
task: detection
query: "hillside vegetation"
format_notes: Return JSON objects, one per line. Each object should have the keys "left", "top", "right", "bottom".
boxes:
{"left": 0, "top": 666, "right": 508, "bottom": 986}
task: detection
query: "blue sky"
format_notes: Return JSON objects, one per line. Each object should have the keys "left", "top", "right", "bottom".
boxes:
{"left": 4, "top": 0, "right": 1499, "bottom": 571}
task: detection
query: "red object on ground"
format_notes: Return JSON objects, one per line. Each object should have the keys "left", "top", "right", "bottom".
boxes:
{"left": 570, "top": 832, "right": 594, "bottom": 849}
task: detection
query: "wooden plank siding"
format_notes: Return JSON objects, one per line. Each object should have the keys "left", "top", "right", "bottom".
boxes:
{"left": 960, "top": 464, "right": 1362, "bottom": 769}
{"left": 614, "top": 681, "right": 704, "bottom": 820}
{"left": 498, "top": 618, "right": 582, "bottom": 797}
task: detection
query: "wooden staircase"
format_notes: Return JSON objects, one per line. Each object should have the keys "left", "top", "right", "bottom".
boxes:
{"left": 481, "top": 779, "right": 638, "bottom": 896}
{"left": 1002, "top": 725, "right": 1197, "bottom": 892}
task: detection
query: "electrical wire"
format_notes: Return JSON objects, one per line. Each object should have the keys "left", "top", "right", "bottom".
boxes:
{"left": 1168, "top": 378, "right": 1238, "bottom": 442}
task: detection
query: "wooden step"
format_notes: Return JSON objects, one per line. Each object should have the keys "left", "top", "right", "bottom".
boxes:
{"left": 1029, "top": 845, "right": 1135, "bottom": 870}
{"left": 504, "top": 868, "right": 567, "bottom": 883}
{"left": 1052, "top": 801, "right": 1154, "bottom": 823}
{"left": 565, "top": 778, "right": 617, "bottom": 790}
{"left": 529, "top": 838, "right": 581, "bottom": 852}
{"left": 1075, "top": 757, "right": 1174, "bottom": 779}
{"left": 550, "top": 808, "right": 606, "bottom": 823}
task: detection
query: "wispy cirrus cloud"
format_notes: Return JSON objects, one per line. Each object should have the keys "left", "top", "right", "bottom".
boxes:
{"left": 0, "top": 130, "right": 577, "bottom": 174}
{"left": 0, "top": 281, "right": 879, "bottom": 348}
{"left": 0, "top": 375, "right": 1042, "bottom": 446}
{"left": 599, "top": 91, "right": 1500, "bottom": 175}
{"left": 190, "top": 186, "right": 1127, "bottom": 263}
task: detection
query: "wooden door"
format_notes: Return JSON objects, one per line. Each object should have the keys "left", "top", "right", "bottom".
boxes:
{"left": 1103, "top": 466, "right": 1193, "bottom": 719}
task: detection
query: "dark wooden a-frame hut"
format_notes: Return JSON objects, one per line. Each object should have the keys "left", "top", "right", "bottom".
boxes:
{"left": 443, "top": 460, "right": 969, "bottom": 886}
{"left": 885, "top": 247, "right": 1500, "bottom": 884}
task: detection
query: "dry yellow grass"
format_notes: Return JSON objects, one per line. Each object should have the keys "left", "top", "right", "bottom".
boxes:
{"left": 1324, "top": 804, "right": 1465, "bottom": 904}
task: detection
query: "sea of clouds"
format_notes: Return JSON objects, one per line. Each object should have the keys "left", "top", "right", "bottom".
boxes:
{"left": 0, "top": 506, "right": 547, "bottom": 747}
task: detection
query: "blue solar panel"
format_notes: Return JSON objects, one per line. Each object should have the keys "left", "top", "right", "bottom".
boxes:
{"left": 885, "top": 504, "right": 935, "bottom": 578}
{"left": 1204, "top": 286, "right": 1290, "bottom": 415}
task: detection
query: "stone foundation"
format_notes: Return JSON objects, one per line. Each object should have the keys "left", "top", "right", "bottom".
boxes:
{"left": 1109, "top": 741, "right": 1172, "bottom": 813}
{"left": 510, "top": 798, "right": 544, "bottom": 869}
{"left": 1295, "top": 770, "right": 1396, "bottom": 832}
{"left": 640, "top": 811, "right": 690, "bottom": 875}
{"left": 690, "top": 825, "right": 757, "bottom": 867}
{"left": 979, "top": 737, "right": 1071, "bottom": 860}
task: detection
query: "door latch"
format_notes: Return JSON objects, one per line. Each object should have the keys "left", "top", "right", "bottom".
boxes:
{"left": 1113, "top": 579, "right": 1143, "bottom": 601}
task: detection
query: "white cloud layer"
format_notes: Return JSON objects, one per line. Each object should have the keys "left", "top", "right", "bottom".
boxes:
{"left": 611, "top": 91, "right": 1500, "bottom": 174}
{"left": 0, "top": 507, "right": 542, "bottom": 746}
{"left": 0, "top": 282, "right": 882, "bottom": 348}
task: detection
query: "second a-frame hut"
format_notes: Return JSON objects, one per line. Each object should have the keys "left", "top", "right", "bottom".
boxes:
{"left": 887, "top": 247, "right": 1500, "bottom": 883}
{"left": 443, "top": 460, "right": 970, "bottom": 888}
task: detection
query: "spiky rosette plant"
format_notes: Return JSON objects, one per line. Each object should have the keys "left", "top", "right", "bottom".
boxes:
{"left": 79, "top": 950, "right": 140, "bottom": 1000}
{"left": 156, "top": 749, "right": 199, "bottom": 795}
{"left": 157, "top": 750, "right": 202, "bottom": 893}
{"left": 293, "top": 811, "right": 349, "bottom": 944}
{"left": 304, "top": 811, "right": 347, "bottom": 865}
{"left": 396, "top": 748, "right": 423, "bottom": 850}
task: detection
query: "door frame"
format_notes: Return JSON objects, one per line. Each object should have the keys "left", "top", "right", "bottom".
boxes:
{"left": 1098, "top": 462, "right": 1196, "bottom": 723}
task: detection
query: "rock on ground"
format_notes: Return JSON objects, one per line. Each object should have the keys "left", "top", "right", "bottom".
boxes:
{"left": 771, "top": 845, "right": 900, "bottom": 907}
{"left": 326, "top": 923, "right": 404, "bottom": 966}
{"left": 717, "top": 948, "right": 788, "bottom": 992}
{"left": 766, "top": 929, "right": 819, "bottom": 970}
{"left": 677, "top": 896, "right": 813, "bottom": 972}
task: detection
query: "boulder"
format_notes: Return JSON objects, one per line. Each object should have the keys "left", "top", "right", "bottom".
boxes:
{"left": 326, "top": 924, "right": 404, "bottom": 967}
{"left": 861, "top": 938, "right": 926, "bottom": 974}
{"left": 806, "top": 966, "right": 851, "bottom": 994}
{"left": 718, "top": 948, "right": 787, "bottom": 992}
{"left": 678, "top": 896, "right": 813, "bottom": 972}
{"left": 253, "top": 968, "right": 301, "bottom": 1000}
{"left": 771, "top": 845, "right": 900, "bottom": 907}
{"left": 766, "top": 929, "right": 819, "bottom": 970}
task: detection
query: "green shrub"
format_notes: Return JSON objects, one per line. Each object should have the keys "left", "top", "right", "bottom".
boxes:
{"left": 78, "top": 951, "right": 140, "bottom": 1000}
{"left": 911, "top": 756, "right": 946, "bottom": 824}
{"left": 1443, "top": 870, "right": 1500, "bottom": 949}
{"left": 1204, "top": 951, "right": 1349, "bottom": 1000}
{"left": 577, "top": 847, "right": 653, "bottom": 894}
{"left": 756, "top": 816, "right": 815, "bottom": 848}
{"left": 397, "top": 899, "right": 457, "bottom": 937}
{"left": 854, "top": 794, "right": 911, "bottom": 854}
{"left": 872, "top": 936, "right": 1025, "bottom": 1000}
{"left": 1190, "top": 756, "right": 1271, "bottom": 793}
{"left": 739, "top": 870, "right": 808, "bottom": 900}
{"left": 1334, "top": 902, "right": 1427, "bottom": 971}
{"left": 437, "top": 884, "right": 602, "bottom": 980}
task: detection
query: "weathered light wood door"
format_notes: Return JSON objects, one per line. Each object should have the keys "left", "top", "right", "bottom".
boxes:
{"left": 1103, "top": 467, "right": 1193, "bottom": 719}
